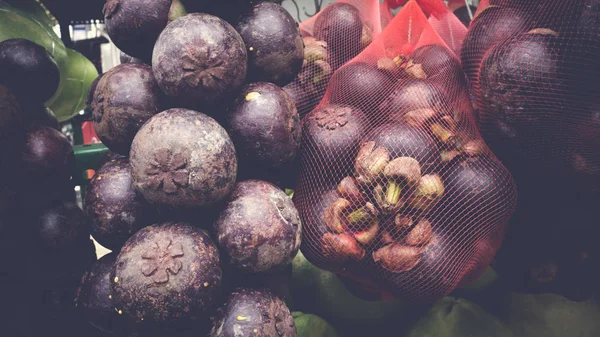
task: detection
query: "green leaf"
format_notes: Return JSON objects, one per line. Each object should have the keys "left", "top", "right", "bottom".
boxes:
{"left": 48, "top": 48, "right": 98, "bottom": 122}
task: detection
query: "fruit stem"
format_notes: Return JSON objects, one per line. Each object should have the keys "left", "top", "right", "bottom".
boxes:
{"left": 386, "top": 182, "right": 402, "bottom": 205}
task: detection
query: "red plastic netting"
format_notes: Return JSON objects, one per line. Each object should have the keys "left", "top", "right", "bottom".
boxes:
{"left": 461, "top": 0, "right": 600, "bottom": 191}
{"left": 283, "top": 0, "right": 382, "bottom": 119}
{"left": 293, "top": 0, "right": 518, "bottom": 303}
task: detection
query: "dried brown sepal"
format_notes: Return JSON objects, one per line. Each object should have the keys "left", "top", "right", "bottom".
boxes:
{"left": 353, "top": 220, "right": 380, "bottom": 245}
{"left": 323, "top": 198, "right": 352, "bottom": 233}
{"left": 355, "top": 142, "right": 390, "bottom": 185}
{"left": 404, "top": 108, "right": 438, "bottom": 127}
{"left": 462, "top": 140, "right": 489, "bottom": 157}
{"left": 377, "top": 58, "right": 401, "bottom": 74}
{"left": 372, "top": 243, "right": 422, "bottom": 273}
{"left": 380, "top": 230, "right": 394, "bottom": 245}
{"left": 409, "top": 174, "right": 445, "bottom": 211}
{"left": 393, "top": 54, "right": 407, "bottom": 68}
{"left": 405, "top": 218, "right": 433, "bottom": 246}
{"left": 304, "top": 38, "right": 328, "bottom": 63}
{"left": 394, "top": 214, "right": 414, "bottom": 232}
{"left": 337, "top": 176, "right": 365, "bottom": 204}
{"left": 404, "top": 60, "right": 427, "bottom": 79}
{"left": 384, "top": 157, "right": 422, "bottom": 187}
{"left": 441, "top": 150, "right": 461, "bottom": 163}
{"left": 430, "top": 123, "right": 455, "bottom": 143}
{"left": 321, "top": 232, "right": 366, "bottom": 263}
{"left": 312, "top": 60, "right": 332, "bottom": 84}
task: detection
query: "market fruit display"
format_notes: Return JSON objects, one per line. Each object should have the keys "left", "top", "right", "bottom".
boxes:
{"left": 2, "top": 1, "right": 600, "bottom": 336}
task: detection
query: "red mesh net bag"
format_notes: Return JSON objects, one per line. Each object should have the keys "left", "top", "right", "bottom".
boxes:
{"left": 293, "top": 0, "right": 518, "bottom": 303}
{"left": 461, "top": 0, "right": 600, "bottom": 192}
{"left": 283, "top": 0, "right": 382, "bottom": 119}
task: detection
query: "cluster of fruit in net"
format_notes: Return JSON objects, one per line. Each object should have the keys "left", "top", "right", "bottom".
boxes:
{"left": 283, "top": 0, "right": 383, "bottom": 119}
{"left": 461, "top": 0, "right": 599, "bottom": 190}
{"left": 294, "top": 0, "right": 518, "bottom": 303}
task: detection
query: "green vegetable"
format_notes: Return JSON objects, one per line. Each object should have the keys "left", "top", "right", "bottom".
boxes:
{"left": 47, "top": 48, "right": 98, "bottom": 122}
{"left": 491, "top": 293, "right": 600, "bottom": 337}
{"left": 405, "top": 297, "right": 514, "bottom": 337}
{"left": 291, "top": 251, "right": 410, "bottom": 327}
{"left": 293, "top": 312, "right": 340, "bottom": 337}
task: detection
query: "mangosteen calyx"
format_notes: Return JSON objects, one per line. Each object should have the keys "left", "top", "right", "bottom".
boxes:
{"left": 182, "top": 54, "right": 226, "bottom": 88}
{"left": 408, "top": 174, "right": 445, "bottom": 211}
{"left": 337, "top": 176, "right": 365, "bottom": 204}
{"left": 143, "top": 148, "right": 189, "bottom": 194}
{"left": 373, "top": 157, "right": 423, "bottom": 213}
{"left": 355, "top": 142, "right": 391, "bottom": 185}
{"left": 404, "top": 108, "right": 438, "bottom": 127}
{"left": 323, "top": 197, "right": 352, "bottom": 233}
{"left": 372, "top": 243, "right": 422, "bottom": 273}
{"left": 321, "top": 232, "right": 366, "bottom": 263}
{"left": 141, "top": 238, "right": 185, "bottom": 284}
{"left": 304, "top": 38, "right": 328, "bottom": 63}
{"left": 405, "top": 218, "right": 433, "bottom": 247}
{"left": 430, "top": 119, "right": 456, "bottom": 144}
{"left": 405, "top": 60, "right": 427, "bottom": 79}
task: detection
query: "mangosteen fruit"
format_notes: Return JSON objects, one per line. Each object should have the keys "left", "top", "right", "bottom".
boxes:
{"left": 130, "top": 108, "right": 237, "bottom": 208}
{"left": 282, "top": 36, "right": 332, "bottom": 118}
{"left": 112, "top": 222, "right": 222, "bottom": 325}
{"left": 104, "top": 0, "right": 187, "bottom": 62}
{"left": 0, "top": 85, "right": 24, "bottom": 142}
{"left": 152, "top": 13, "right": 247, "bottom": 112}
{"left": 215, "top": 180, "right": 302, "bottom": 273}
{"left": 21, "top": 104, "right": 60, "bottom": 130}
{"left": 85, "top": 158, "right": 152, "bottom": 251}
{"left": 460, "top": 6, "right": 531, "bottom": 96}
{"left": 478, "top": 29, "right": 566, "bottom": 168}
{"left": 379, "top": 80, "right": 448, "bottom": 121}
{"left": 86, "top": 73, "right": 104, "bottom": 110}
{"left": 16, "top": 126, "right": 75, "bottom": 207}
{"left": 210, "top": 288, "right": 296, "bottom": 337}
{"left": 0, "top": 38, "right": 60, "bottom": 103}
{"left": 438, "top": 155, "right": 517, "bottom": 228}
{"left": 235, "top": 2, "right": 304, "bottom": 86}
{"left": 32, "top": 201, "right": 91, "bottom": 250}
{"left": 91, "top": 63, "right": 162, "bottom": 156}
{"left": 74, "top": 253, "right": 127, "bottom": 336}
{"left": 313, "top": 3, "right": 363, "bottom": 69}
{"left": 407, "top": 44, "right": 467, "bottom": 91}
{"left": 227, "top": 82, "right": 301, "bottom": 179}
{"left": 301, "top": 104, "right": 367, "bottom": 179}
{"left": 366, "top": 122, "right": 441, "bottom": 173}
{"left": 327, "top": 62, "right": 395, "bottom": 117}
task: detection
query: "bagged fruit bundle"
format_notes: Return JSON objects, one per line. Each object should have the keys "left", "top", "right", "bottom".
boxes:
{"left": 284, "top": 0, "right": 382, "bottom": 118}
{"left": 294, "top": 0, "right": 518, "bottom": 303}
{"left": 461, "top": 0, "right": 600, "bottom": 191}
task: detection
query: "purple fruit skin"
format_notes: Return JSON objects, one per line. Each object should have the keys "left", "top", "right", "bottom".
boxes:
{"left": 370, "top": 122, "right": 440, "bottom": 167}
{"left": 91, "top": 63, "right": 162, "bottom": 155}
{"left": 379, "top": 79, "right": 448, "bottom": 119}
{"left": 215, "top": 180, "right": 302, "bottom": 273}
{"left": 302, "top": 104, "right": 367, "bottom": 178}
{"left": 112, "top": 222, "right": 222, "bottom": 324}
{"left": 152, "top": 13, "right": 247, "bottom": 112}
{"left": 0, "top": 85, "right": 24, "bottom": 140}
{"left": 236, "top": 2, "right": 304, "bottom": 86}
{"left": 328, "top": 62, "right": 395, "bottom": 117}
{"left": 0, "top": 38, "right": 60, "bottom": 103}
{"left": 17, "top": 126, "right": 74, "bottom": 208}
{"left": 130, "top": 109, "right": 237, "bottom": 208}
{"left": 228, "top": 82, "right": 301, "bottom": 173}
{"left": 210, "top": 288, "right": 296, "bottom": 337}
{"left": 74, "top": 253, "right": 123, "bottom": 335}
{"left": 104, "top": 0, "right": 178, "bottom": 62}
{"left": 85, "top": 158, "right": 151, "bottom": 251}
{"left": 460, "top": 7, "right": 530, "bottom": 97}
{"left": 313, "top": 3, "right": 363, "bottom": 70}
{"left": 34, "top": 202, "right": 91, "bottom": 250}
{"left": 86, "top": 74, "right": 103, "bottom": 109}
{"left": 409, "top": 44, "right": 467, "bottom": 90}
